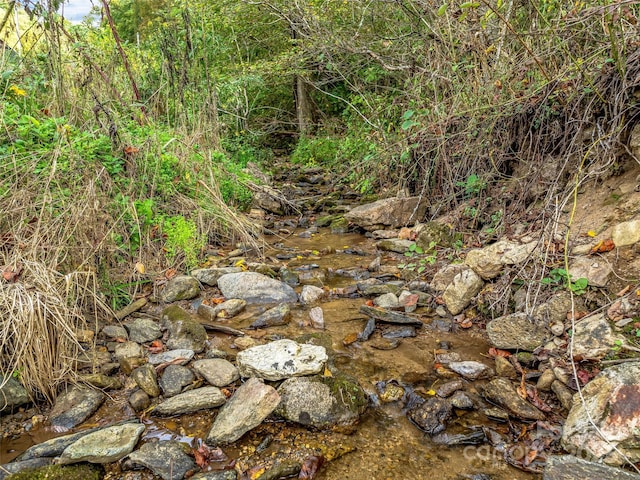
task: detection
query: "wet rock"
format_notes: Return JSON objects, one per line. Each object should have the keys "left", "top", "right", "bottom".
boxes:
{"left": 369, "top": 338, "right": 400, "bottom": 350}
{"left": 431, "top": 429, "right": 485, "bottom": 446}
{"left": 58, "top": 423, "right": 145, "bottom": 464}
{"left": 408, "top": 397, "right": 453, "bottom": 435}
{"left": 154, "top": 386, "right": 226, "bottom": 416}
{"left": 415, "top": 221, "right": 455, "bottom": 249}
{"left": 127, "top": 440, "right": 196, "bottom": 480}
{"left": 0, "top": 375, "right": 30, "bottom": 411}
{"left": 279, "top": 267, "right": 300, "bottom": 287}
{"left": 309, "top": 306, "right": 325, "bottom": 329}
{"left": 0, "top": 458, "right": 53, "bottom": 478}
{"left": 381, "top": 325, "right": 416, "bottom": 338}
{"left": 159, "top": 364, "right": 195, "bottom": 397}
{"left": 249, "top": 303, "right": 291, "bottom": 329}
{"left": 494, "top": 356, "right": 517, "bottom": 380}
{"left": 132, "top": 364, "right": 160, "bottom": 397}
{"left": 537, "top": 369, "right": 556, "bottom": 391}
{"left": 330, "top": 216, "right": 349, "bottom": 234}
{"left": 237, "top": 339, "right": 327, "bottom": 381}
{"left": 376, "top": 238, "right": 414, "bottom": 253}
{"left": 611, "top": 219, "right": 640, "bottom": 247}
{"left": 448, "top": 361, "right": 493, "bottom": 380}
{"left": 19, "top": 427, "right": 102, "bottom": 460}
{"left": 465, "top": 239, "right": 537, "bottom": 280}
{"left": 218, "top": 272, "right": 298, "bottom": 304}
{"left": 359, "top": 305, "right": 423, "bottom": 325}
{"left": 436, "top": 379, "right": 465, "bottom": 398}
{"left": 114, "top": 341, "right": 144, "bottom": 360}
{"left": 572, "top": 313, "right": 623, "bottom": 360}
{"left": 483, "top": 407, "right": 510, "bottom": 422}
{"left": 357, "top": 318, "right": 376, "bottom": 341}
{"left": 192, "top": 267, "right": 242, "bottom": 286}
{"left": 299, "top": 285, "right": 327, "bottom": 305}
{"left": 125, "top": 317, "right": 162, "bottom": 343}
{"left": 79, "top": 373, "right": 123, "bottom": 390}
{"left": 450, "top": 391, "right": 474, "bottom": 409}
{"left": 562, "top": 362, "right": 640, "bottom": 465}
{"left": 206, "top": 377, "right": 280, "bottom": 445}
{"left": 161, "top": 275, "right": 200, "bottom": 302}
{"left": 49, "top": 386, "right": 105, "bottom": 430}
{"left": 543, "top": 454, "right": 640, "bottom": 480}
{"left": 568, "top": 256, "right": 612, "bottom": 287}
{"left": 118, "top": 356, "right": 146, "bottom": 375}
{"left": 129, "top": 389, "right": 150, "bottom": 411}
{"left": 481, "top": 378, "right": 545, "bottom": 420}
{"left": 148, "top": 349, "right": 195, "bottom": 365}
{"left": 191, "top": 471, "right": 238, "bottom": 480}
{"left": 551, "top": 380, "right": 573, "bottom": 410}
{"left": 192, "top": 359, "right": 239, "bottom": 387}
{"left": 102, "top": 325, "right": 127, "bottom": 340}
{"left": 276, "top": 373, "right": 367, "bottom": 430}
{"left": 379, "top": 382, "right": 405, "bottom": 403}
{"left": 161, "top": 305, "right": 207, "bottom": 353}
{"left": 374, "top": 292, "right": 400, "bottom": 309}
{"left": 344, "top": 196, "right": 427, "bottom": 231}
{"left": 486, "top": 313, "right": 550, "bottom": 351}
{"left": 442, "top": 268, "right": 484, "bottom": 315}
{"left": 357, "top": 282, "right": 401, "bottom": 296}
{"left": 435, "top": 352, "right": 462, "bottom": 364}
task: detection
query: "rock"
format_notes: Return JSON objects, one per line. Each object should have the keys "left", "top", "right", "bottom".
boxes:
{"left": 161, "top": 305, "right": 207, "bottom": 353}
{"left": 102, "top": 325, "right": 127, "bottom": 340}
{"left": 543, "top": 455, "right": 640, "bottom": 480}
{"left": 572, "top": 313, "right": 623, "bottom": 361}
{"left": 127, "top": 440, "right": 196, "bottom": 480}
{"left": 562, "top": 363, "right": 640, "bottom": 465}
{"left": 191, "top": 472, "right": 238, "bottom": 480}
{"left": 551, "top": 380, "right": 573, "bottom": 410}
{"left": 376, "top": 238, "right": 414, "bottom": 253}
{"left": 359, "top": 305, "right": 423, "bottom": 325}
{"left": 357, "top": 281, "right": 401, "bottom": 296}
{"left": 481, "top": 378, "right": 545, "bottom": 420}
{"left": 249, "top": 303, "right": 291, "bottom": 329}
{"left": 0, "top": 458, "right": 53, "bottom": 477}
{"left": 280, "top": 267, "right": 300, "bottom": 286}
{"left": 19, "top": 426, "right": 103, "bottom": 460}
{"left": 217, "top": 272, "right": 298, "bottom": 304}
{"left": 345, "top": 196, "right": 427, "bottom": 231}
{"left": 118, "top": 356, "right": 145, "bottom": 375}
{"left": 161, "top": 275, "right": 200, "bottom": 302}
{"left": 276, "top": 374, "right": 367, "bottom": 430}
{"left": 465, "top": 240, "right": 537, "bottom": 280}
{"left": 408, "top": 397, "right": 453, "bottom": 435}
{"left": 369, "top": 338, "right": 400, "bottom": 350}
{"left": 612, "top": 219, "right": 640, "bottom": 247}
{"left": 398, "top": 290, "right": 419, "bottom": 313}
{"left": 447, "top": 361, "right": 493, "bottom": 380}
{"left": 79, "top": 373, "right": 123, "bottom": 390}
{"left": 450, "top": 391, "right": 474, "bottom": 409}
{"left": 374, "top": 292, "right": 400, "bottom": 309}
{"left": 206, "top": 377, "right": 280, "bottom": 445}
{"left": 379, "top": 382, "right": 405, "bottom": 403}
{"left": 192, "top": 359, "right": 239, "bottom": 387}
{"left": 234, "top": 336, "right": 257, "bottom": 350}
{"left": 58, "top": 423, "right": 145, "bottom": 464}
{"left": 0, "top": 375, "right": 30, "bottom": 411}
{"left": 49, "top": 386, "right": 105, "bottom": 430}
{"left": 191, "top": 267, "right": 242, "bottom": 286}
{"left": 494, "top": 356, "right": 518, "bottom": 379}
{"left": 436, "top": 379, "right": 465, "bottom": 398}
{"left": 431, "top": 264, "right": 468, "bottom": 292}
{"left": 330, "top": 216, "right": 349, "bottom": 233}
{"left": 236, "top": 339, "right": 327, "bottom": 381}
{"left": 148, "top": 349, "right": 195, "bottom": 365}
{"left": 254, "top": 191, "right": 284, "bottom": 215}
{"left": 215, "top": 299, "right": 247, "bottom": 319}
{"left": 568, "top": 257, "right": 611, "bottom": 287}
{"left": 309, "top": 306, "right": 325, "bottom": 329}
{"left": 537, "top": 369, "right": 556, "bottom": 391}
{"left": 114, "top": 341, "right": 143, "bottom": 360}
{"left": 129, "top": 389, "right": 150, "bottom": 411}
{"left": 125, "top": 318, "right": 162, "bottom": 343}
{"left": 431, "top": 429, "right": 486, "bottom": 446}
{"left": 486, "top": 312, "right": 550, "bottom": 351}
{"left": 131, "top": 364, "right": 160, "bottom": 397}
{"left": 442, "top": 268, "right": 484, "bottom": 315}
{"left": 159, "top": 365, "right": 195, "bottom": 397}
{"left": 154, "top": 387, "right": 226, "bottom": 416}
{"left": 532, "top": 292, "right": 573, "bottom": 325}
{"left": 299, "top": 285, "right": 327, "bottom": 305}
{"left": 368, "top": 256, "right": 381, "bottom": 272}
{"left": 381, "top": 325, "right": 416, "bottom": 338}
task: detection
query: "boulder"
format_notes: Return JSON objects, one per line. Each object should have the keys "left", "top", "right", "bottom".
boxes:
{"left": 58, "top": 423, "right": 145, "bottom": 464}
{"left": 49, "top": 386, "right": 105, "bottom": 430}
{"left": 159, "top": 365, "right": 194, "bottom": 397}
{"left": 131, "top": 364, "right": 160, "bottom": 397}
{"left": 481, "top": 378, "right": 545, "bottom": 421}
{"left": 442, "top": 268, "right": 484, "bottom": 315}
{"left": 431, "top": 264, "right": 468, "bottom": 292}
{"left": 415, "top": 221, "right": 456, "bottom": 249}
{"left": 543, "top": 455, "right": 640, "bottom": 480}
{"left": 236, "top": 339, "right": 328, "bottom": 381}
{"left": 344, "top": 196, "right": 427, "bottom": 231}
{"left": 612, "top": 220, "right": 640, "bottom": 247}
{"left": 191, "top": 267, "right": 242, "bottom": 286}
{"left": 206, "top": 378, "right": 280, "bottom": 445}
{"left": 217, "top": 272, "right": 298, "bottom": 304}
{"left": 562, "top": 363, "right": 640, "bottom": 465}
{"left": 161, "top": 305, "right": 207, "bottom": 353}
{"left": 249, "top": 303, "right": 291, "bottom": 329}
{"left": 465, "top": 240, "right": 537, "bottom": 280}
{"left": 125, "top": 318, "right": 162, "bottom": 343}
{"left": 192, "top": 359, "right": 239, "bottom": 387}
{"left": 0, "top": 375, "right": 30, "bottom": 412}
{"left": 161, "top": 275, "right": 200, "bottom": 302}
{"left": 154, "top": 387, "right": 226, "bottom": 416}
{"left": 127, "top": 440, "right": 196, "bottom": 480}
{"left": 299, "top": 285, "right": 327, "bottom": 305}
{"left": 276, "top": 373, "right": 367, "bottom": 430}
{"left": 486, "top": 313, "right": 550, "bottom": 351}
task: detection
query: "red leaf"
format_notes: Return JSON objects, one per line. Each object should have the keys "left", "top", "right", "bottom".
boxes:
{"left": 299, "top": 455, "right": 325, "bottom": 479}
{"left": 148, "top": 340, "right": 164, "bottom": 354}
{"left": 488, "top": 347, "right": 511, "bottom": 358}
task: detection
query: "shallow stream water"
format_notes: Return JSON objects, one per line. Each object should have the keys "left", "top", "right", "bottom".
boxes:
{"left": 1, "top": 228, "right": 540, "bottom": 479}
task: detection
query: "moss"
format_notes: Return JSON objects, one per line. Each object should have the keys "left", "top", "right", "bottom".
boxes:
{"left": 324, "top": 372, "right": 368, "bottom": 415}
{"left": 8, "top": 464, "right": 103, "bottom": 480}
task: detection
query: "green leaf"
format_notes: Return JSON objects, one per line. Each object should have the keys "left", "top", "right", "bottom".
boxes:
{"left": 401, "top": 119, "right": 419, "bottom": 131}
{"left": 417, "top": 266, "right": 426, "bottom": 273}
{"left": 437, "top": 3, "right": 448, "bottom": 16}
{"left": 415, "top": 246, "right": 424, "bottom": 254}
{"left": 402, "top": 110, "right": 415, "bottom": 120}
{"left": 409, "top": 243, "right": 417, "bottom": 252}
{"left": 460, "top": 1, "right": 480, "bottom": 8}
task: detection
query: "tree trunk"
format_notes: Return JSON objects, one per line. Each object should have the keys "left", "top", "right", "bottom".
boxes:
{"left": 295, "top": 74, "right": 313, "bottom": 134}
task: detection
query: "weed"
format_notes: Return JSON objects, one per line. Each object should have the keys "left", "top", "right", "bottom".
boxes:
{"left": 541, "top": 268, "right": 588, "bottom": 295}
{"left": 398, "top": 241, "right": 437, "bottom": 274}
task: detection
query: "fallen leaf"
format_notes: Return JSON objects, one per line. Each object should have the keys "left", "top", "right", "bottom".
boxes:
{"left": 590, "top": 238, "right": 615, "bottom": 254}
{"left": 587, "top": 230, "right": 596, "bottom": 237}
{"left": 135, "top": 262, "right": 145, "bottom": 274}
{"left": 299, "top": 455, "right": 325, "bottom": 479}
{"left": 488, "top": 347, "right": 511, "bottom": 358}
{"left": 365, "top": 299, "right": 375, "bottom": 307}
{"left": 165, "top": 268, "right": 177, "bottom": 279}
{"left": 459, "top": 319, "right": 473, "bottom": 328}
{"left": 148, "top": 340, "right": 164, "bottom": 354}
{"left": 323, "top": 365, "right": 333, "bottom": 377}
{"left": 616, "top": 285, "right": 631, "bottom": 297}
{"left": 123, "top": 145, "right": 139, "bottom": 155}
{"left": 342, "top": 332, "right": 358, "bottom": 346}
{"left": 212, "top": 297, "right": 226, "bottom": 305}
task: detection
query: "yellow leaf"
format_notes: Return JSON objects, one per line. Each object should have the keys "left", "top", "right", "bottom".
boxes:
{"left": 323, "top": 365, "right": 333, "bottom": 377}
{"left": 587, "top": 230, "right": 596, "bottom": 237}
{"left": 424, "top": 389, "right": 436, "bottom": 396}
{"left": 9, "top": 85, "right": 26, "bottom": 97}
{"left": 250, "top": 467, "right": 265, "bottom": 480}
{"left": 135, "top": 262, "right": 145, "bottom": 274}
{"left": 234, "top": 259, "right": 245, "bottom": 267}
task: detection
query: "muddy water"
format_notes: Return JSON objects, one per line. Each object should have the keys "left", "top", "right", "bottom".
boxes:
{"left": 1, "top": 228, "right": 539, "bottom": 479}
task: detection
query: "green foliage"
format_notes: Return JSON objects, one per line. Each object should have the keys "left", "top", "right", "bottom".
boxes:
{"left": 541, "top": 268, "right": 588, "bottom": 295}
{"left": 457, "top": 174, "right": 487, "bottom": 197}
{"left": 160, "top": 214, "right": 204, "bottom": 268}
{"left": 399, "top": 241, "right": 437, "bottom": 274}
